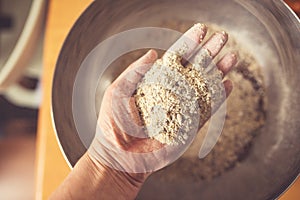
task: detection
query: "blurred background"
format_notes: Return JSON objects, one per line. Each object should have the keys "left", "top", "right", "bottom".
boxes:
{"left": 0, "top": 0, "right": 299, "bottom": 199}
{"left": 0, "top": 0, "right": 45, "bottom": 199}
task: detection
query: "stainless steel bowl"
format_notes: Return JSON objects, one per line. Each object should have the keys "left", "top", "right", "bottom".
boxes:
{"left": 52, "top": 0, "right": 300, "bottom": 199}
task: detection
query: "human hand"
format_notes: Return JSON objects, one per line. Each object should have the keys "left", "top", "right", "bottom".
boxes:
{"left": 88, "top": 24, "right": 237, "bottom": 178}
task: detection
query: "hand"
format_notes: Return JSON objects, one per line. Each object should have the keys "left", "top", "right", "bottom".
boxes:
{"left": 88, "top": 23, "right": 237, "bottom": 181}
{"left": 51, "top": 23, "right": 238, "bottom": 200}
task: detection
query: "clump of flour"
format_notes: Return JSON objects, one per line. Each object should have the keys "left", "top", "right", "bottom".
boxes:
{"left": 134, "top": 24, "right": 225, "bottom": 145}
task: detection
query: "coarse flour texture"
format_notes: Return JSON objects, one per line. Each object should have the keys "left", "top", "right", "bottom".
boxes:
{"left": 134, "top": 40, "right": 224, "bottom": 145}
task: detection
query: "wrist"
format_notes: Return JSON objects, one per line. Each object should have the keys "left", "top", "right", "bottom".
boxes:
{"left": 86, "top": 152, "right": 149, "bottom": 198}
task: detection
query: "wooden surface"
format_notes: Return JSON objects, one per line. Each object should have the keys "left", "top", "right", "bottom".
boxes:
{"left": 34, "top": 0, "right": 300, "bottom": 199}
{"left": 34, "top": 0, "right": 93, "bottom": 199}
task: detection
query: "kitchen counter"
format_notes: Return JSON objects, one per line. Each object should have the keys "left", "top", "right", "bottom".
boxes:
{"left": 34, "top": 0, "right": 92, "bottom": 199}
{"left": 34, "top": 0, "right": 300, "bottom": 199}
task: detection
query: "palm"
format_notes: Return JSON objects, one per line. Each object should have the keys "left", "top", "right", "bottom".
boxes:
{"left": 92, "top": 24, "right": 237, "bottom": 173}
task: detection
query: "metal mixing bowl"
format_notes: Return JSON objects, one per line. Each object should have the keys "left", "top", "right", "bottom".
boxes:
{"left": 52, "top": 0, "right": 300, "bottom": 199}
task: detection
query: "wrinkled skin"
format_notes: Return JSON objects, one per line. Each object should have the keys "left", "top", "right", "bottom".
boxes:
{"left": 89, "top": 24, "right": 238, "bottom": 174}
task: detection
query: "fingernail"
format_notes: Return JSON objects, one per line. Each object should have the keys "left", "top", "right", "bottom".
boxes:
{"left": 145, "top": 49, "right": 157, "bottom": 58}
{"left": 145, "top": 49, "right": 153, "bottom": 56}
{"left": 193, "top": 23, "right": 207, "bottom": 41}
{"left": 224, "top": 80, "right": 233, "bottom": 97}
{"left": 219, "top": 31, "right": 228, "bottom": 43}
{"left": 230, "top": 53, "right": 238, "bottom": 65}
{"left": 193, "top": 23, "right": 207, "bottom": 30}
{"left": 221, "top": 30, "right": 227, "bottom": 36}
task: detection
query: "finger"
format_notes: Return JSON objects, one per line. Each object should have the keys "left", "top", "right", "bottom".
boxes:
{"left": 163, "top": 23, "right": 207, "bottom": 61}
{"left": 199, "top": 79, "right": 233, "bottom": 129}
{"left": 126, "top": 49, "right": 158, "bottom": 73}
{"left": 190, "top": 31, "right": 228, "bottom": 71}
{"left": 223, "top": 79, "right": 233, "bottom": 97}
{"left": 207, "top": 79, "right": 233, "bottom": 119}
{"left": 201, "top": 31, "right": 228, "bottom": 58}
{"left": 116, "top": 49, "right": 158, "bottom": 82}
{"left": 113, "top": 49, "right": 158, "bottom": 95}
{"left": 217, "top": 52, "right": 237, "bottom": 77}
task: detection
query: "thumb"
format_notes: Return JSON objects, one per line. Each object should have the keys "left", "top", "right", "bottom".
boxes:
{"left": 129, "top": 49, "right": 158, "bottom": 73}
{"left": 113, "top": 49, "right": 158, "bottom": 95}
